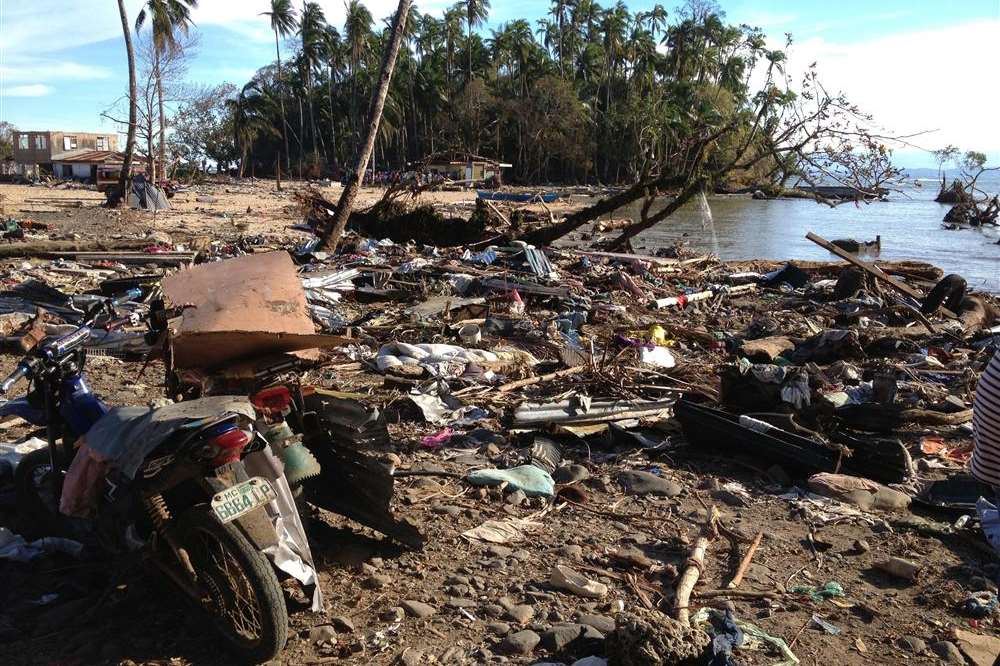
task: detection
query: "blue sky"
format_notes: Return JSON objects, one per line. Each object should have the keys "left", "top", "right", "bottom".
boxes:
{"left": 2, "top": 0, "right": 998, "bottom": 167}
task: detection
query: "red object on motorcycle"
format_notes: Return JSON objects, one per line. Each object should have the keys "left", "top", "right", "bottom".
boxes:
{"left": 210, "top": 428, "right": 251, "bottom": 466}
{"left": 251, "top": 386, "right": 293, "bottom": 414}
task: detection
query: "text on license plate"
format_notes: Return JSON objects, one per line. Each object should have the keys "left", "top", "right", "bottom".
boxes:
{"left": 211, "top": 477, "right": 276, "bottom": 523}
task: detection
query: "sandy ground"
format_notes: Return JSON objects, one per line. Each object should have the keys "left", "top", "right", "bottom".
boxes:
{"left": 0, "top": 180, "right": 997, "bottom": 666}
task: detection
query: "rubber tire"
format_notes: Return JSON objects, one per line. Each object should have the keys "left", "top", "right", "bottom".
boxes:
{"left": 175, "top": 507, "right": 288, "bottom": 664}
{"left": 13, "top": 448, "right": 61, "bottom": 534}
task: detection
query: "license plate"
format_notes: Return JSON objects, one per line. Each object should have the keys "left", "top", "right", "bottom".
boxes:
{"left": 211, "top": 477, "right": 276, "bottom": 524}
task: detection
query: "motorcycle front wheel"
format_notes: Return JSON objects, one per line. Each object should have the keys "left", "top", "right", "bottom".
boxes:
{"left": 176, "top": 508, "right": 288, "bottom": 663}
{"left": 13, "top": 448, "right": 61, "bottom": 533}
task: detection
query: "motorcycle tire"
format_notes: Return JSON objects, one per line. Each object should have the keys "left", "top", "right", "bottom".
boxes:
{"left": 13, "top": 448, "right": 61, "bottom": 534}
{"left": 176, "top": 507, "right": 288, "bottom": 664}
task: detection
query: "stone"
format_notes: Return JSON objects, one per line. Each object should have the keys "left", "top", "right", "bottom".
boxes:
{"left": 381, "top": 607, "right": 405, "bottom": 622}
{"left": 330, "top": 615, "right": 355, "bottom": 633}
{"left": 398, "top": 648, "right": 424, "bottom": 666}
{"left": 541, "top": 623, "right": 605, "bottom": 652}
{"left": 487, "top": 544, "right": 513, "bottom": 558}
{"left": 553, "top": 464, "right": 590, "bottom": 483}
{"left": 446, "top": 597, "right": 478, "bottom": 609}
{"left": 432, "top": 505, "right": 463, "bottom": 517}
{"left": 897, "top": 636, "right": 927, "bottom": 654}
{"left": 618, "top": 470, "right": 682, "bottom": 497}
{"left": 308, "top": 624, "right": 338, "bottom": 646}
{"left": 577, "top": 613, "right": 615, "bottom": 634}
{"left": 401, "top": 600, "right": 437, "bottom": 618}
{"left": 930, "top": 640, "right": 965, "bottom": 664}
{"left": 487, "top": 622, "right": 511, "bottom": 636}
{"left": 500, "top": 629, "right": 540, "bottom": 655}
{"left": 506, "top": 489, "right": 527, "bottom": 506}
{"left": 503, "top": 603, "right": 535, "bottom": 625}
{"left": 366, "top": 573, "right": 392, "bottom": 589}
{"left": 610, "top": 547, "right": 655, "bottom": 570}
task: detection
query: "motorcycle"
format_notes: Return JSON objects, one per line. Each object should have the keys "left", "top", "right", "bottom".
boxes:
{"left": 2, "top": 290, "right": 293, "bottom": 663}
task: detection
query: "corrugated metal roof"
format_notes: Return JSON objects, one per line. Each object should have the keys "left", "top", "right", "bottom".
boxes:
{"left": 51, "top": 149, "right": 124, "bottom": 164}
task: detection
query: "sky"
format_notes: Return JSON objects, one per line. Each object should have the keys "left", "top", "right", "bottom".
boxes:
{"left": 1, "top": 0, "right": 998, "bottom": 168}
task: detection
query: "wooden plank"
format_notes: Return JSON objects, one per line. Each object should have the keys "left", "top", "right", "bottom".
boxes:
{"left": 805, "top": 231, "right": 957, "bottom": 318}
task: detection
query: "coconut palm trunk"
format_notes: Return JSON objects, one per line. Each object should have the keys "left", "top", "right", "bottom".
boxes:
{"left": 154, "top": 49, "right": 164, "bottom": 181}
{"left": 318, "top": 0, "right": 411, "bottom": 250}
{"left": 116, "top": 0, "right": 137, "bottom": 204}
{"left": 274, "top": 31, "right": 291, "bottom": 175}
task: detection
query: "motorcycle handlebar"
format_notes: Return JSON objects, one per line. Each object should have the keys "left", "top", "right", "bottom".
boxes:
{"left": 0, "top": 364, "right": 29, "bottom": 394}
{"left": 112, "top": 288, "right": 143, "bottom": 307}
{"left": 48, "top": 326, "right": 92, "bottom": 358}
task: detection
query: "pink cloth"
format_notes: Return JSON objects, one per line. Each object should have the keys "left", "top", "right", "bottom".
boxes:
{"left": 60, "top": 438, "right": 112, "bottom": 518}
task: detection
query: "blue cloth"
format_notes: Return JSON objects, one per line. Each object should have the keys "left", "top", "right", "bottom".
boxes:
{"left": 465, "top": 465, "right": 555, "bottom": 497}
{"left": 707, "top": 610, "right": 744, "bottom": 666}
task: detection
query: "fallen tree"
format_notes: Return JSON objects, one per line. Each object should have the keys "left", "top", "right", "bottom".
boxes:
{"left": 515, "top": 54, "right": 907, "bottom": 249}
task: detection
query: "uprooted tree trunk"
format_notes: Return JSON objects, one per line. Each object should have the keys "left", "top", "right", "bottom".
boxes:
{"left": 514, "top": 126, "right": 720, "bottom": 248}
{"left": 317, "top": 0, "right": 411, "bottom": 251}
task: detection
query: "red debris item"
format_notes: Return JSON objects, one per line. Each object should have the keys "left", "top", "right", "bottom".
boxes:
{"left": 252, "top": 385, "right": 294, "bottom": 415}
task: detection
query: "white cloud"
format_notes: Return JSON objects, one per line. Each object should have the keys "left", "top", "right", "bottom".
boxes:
{"left": 0, "top": 0, "right": 455, "bottom": 53}
{"left": 4, "top": 84, "right": 55, "bottom": 97}
{"left": 0, "top": 58, "right": 112, "bottom": 83}
{"left": 776, "top": 19, "right": 1000, "bottom": 154}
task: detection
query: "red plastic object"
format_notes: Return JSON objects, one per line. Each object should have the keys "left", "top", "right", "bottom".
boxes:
{"left": 210, "top": 429, "right": 251, "bottom": 466}
{"left": 251, "top": 386, "right": 294, "bottom": 414}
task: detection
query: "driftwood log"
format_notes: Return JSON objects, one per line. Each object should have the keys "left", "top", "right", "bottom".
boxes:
{"left": 0, "top": 239, "right": 152, "bottom": 258}
{"left": 674, "top": 505, "right": 720, "bottom": 626}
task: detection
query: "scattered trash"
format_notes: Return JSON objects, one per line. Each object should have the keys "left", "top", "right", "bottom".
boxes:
{"left": 550, "top": 565, "right": 608, "bottom": 598}
{"left": 465, "top": 465, "right": 555, "bottom": 497}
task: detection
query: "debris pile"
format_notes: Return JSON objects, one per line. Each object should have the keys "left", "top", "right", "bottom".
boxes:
{"left": 0, "top": 182, "right": 999, "bottom": 665}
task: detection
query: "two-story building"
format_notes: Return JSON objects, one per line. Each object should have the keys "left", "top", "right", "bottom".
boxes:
{"left": 12, "top": 130, "right": 121, "bottom": 180}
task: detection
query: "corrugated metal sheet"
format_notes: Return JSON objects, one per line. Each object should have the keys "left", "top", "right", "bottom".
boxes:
{"left": 524, "top": 247, "right": 555, "bottom": 277}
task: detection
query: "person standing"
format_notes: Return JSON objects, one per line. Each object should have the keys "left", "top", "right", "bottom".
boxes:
{"left": 971, "top": 350, "right": 1000, "bottom": 489}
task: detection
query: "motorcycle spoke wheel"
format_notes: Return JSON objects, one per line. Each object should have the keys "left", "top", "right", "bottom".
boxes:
{"left": 174, "top": 508, "right": 287, "bottom": 662}
{"left": 190, "top": 528, "right": 265, "bottom": 644}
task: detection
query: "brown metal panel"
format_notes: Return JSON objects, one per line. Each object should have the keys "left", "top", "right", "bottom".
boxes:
{"left": 162, "top": 252, "right": 346, "bottom": 368}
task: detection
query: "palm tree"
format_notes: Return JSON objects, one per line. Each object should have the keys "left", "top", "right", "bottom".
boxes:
{"left": 261, "top": 0, "right": 297, "bottom": 180}
{"left": 322, "top": 25, "right": 343, "bottom": 167}
{"left": 135, "top": 0, "right": 197, "bottom": 182}
{"left": 461, "top": 0, "right": 490, "bottom": 81}
{"left": 298, "top": 2, "right": 327, "bottom": 164}
{"left": 548, "top": 0, "right": 568, "bottom": 75}
{"left": 228, "top": 81, "right": 280, "bottom": 177}
{"left": 344, "top": 0, "right": 374, "bottom": 150}
{"left": 115, "top": 0, "right": 137, "bottom": 204}
{"left": 442, "top": 6, "right": 464, "bottom": 83}
{"left": 320, "top": 0, "right": 412, "bottom": 251}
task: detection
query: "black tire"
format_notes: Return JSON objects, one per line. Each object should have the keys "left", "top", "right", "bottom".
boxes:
{"left": 176, "top": 507, "right": 288, "bottom": 664}
{"left": 13, "top": 448, "right": 61, "bottom": 534}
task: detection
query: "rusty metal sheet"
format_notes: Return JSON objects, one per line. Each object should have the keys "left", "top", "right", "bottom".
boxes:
{"left": 162, "top": 252, "right": 344, "bottom": 369}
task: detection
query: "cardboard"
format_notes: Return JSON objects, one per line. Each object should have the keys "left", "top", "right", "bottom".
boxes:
{"left": 162, "top": 252, "right": 349, "bottom": 369}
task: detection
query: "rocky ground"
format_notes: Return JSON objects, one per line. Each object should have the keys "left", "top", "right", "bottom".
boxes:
{"left": 0, "top": 179, "right": 997, "bottom": 666}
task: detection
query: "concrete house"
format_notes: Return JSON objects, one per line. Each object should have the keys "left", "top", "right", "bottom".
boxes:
{"left": 13, "top": 130, "right": 120, "bottom": 179}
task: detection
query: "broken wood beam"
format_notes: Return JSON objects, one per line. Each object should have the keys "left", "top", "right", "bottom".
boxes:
{"left": 726, "top": 530, "right": 764, "bottom": 589}
{"left": 497, "top": 366, "right": 586, "bottom": 393}
{"left": 0, "top": 238, "right": 153, "bottom": 258}
{"left": 805, "top": 231, "right": 957, "bottom": 318}
{"left": 674, "top": 505, "right": 720, "bottom": 626}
